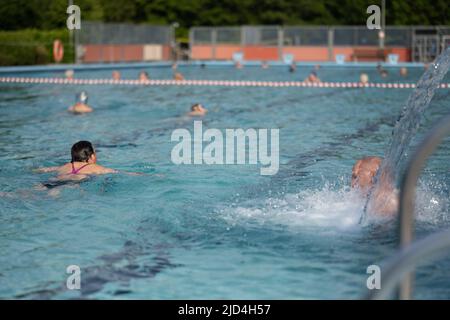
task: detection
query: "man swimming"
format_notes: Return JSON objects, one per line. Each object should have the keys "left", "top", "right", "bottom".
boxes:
{"left": 68, "top": 91, "right": 93, "bottom": 114}
{"left": 112, "top": 71, "right": 121, "bottom": 80}
{"left": 289, "top": 62, "right": 297, "bottom": 73}
{"left": 351, "top": 156, "right": 399, "bottom": 216}
{"left": 304, "top": 71, "right": 321, "bottom": 83}
{"left": 377, "top": 64, "right": 389, "bottom": 78}
{"left": 65, "top": 69, "right": 74, "bottom": 80}
{"left": 174, "top": 72, "right": 185, "bottom": 81}
{"left": 188, "top": 103, "right": 207, "bottom": 116}
{"left": 36, "top": 141, "right": 117, "bottom": 180}
{"left": 139, "top": 71, "right": 150, "bottom": 82}
{"left": 360, "top": 73, "right": 369, "bottom": 84}
{"left": 400, "top": 67, "right": 408, "bottom": 77}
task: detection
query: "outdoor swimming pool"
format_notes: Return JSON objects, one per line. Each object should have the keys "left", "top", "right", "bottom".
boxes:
{"left": 0, "top": 65, "right": 449, "bottom": 299}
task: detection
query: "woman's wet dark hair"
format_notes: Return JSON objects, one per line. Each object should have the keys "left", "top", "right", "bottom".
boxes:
{"left": 71, "top": 141, "right": 95, "bottom": 163}
{"left": 191, "top": 103, "right": 201, "bottom": 111}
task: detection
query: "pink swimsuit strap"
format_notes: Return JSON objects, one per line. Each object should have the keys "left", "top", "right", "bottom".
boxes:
{"left": 71, "top": 162, "right": 90, "bottom": 174}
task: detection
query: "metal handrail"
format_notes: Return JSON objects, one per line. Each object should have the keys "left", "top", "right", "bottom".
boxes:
{"left": 366, "top": 227, "right": 450, "bottom": 300}
{"left": 365, "top": 113, "right": 450, "bottom": 299}
{"left": 397, "top": 112, "right": 450, "bottom": 299}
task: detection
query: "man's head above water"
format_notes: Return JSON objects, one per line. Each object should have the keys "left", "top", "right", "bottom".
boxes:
{"left": 352, "top": 156, "right": 399, "bottom": 216}
{"left": 351, "top": 156, "right": 382, "bottom": 193}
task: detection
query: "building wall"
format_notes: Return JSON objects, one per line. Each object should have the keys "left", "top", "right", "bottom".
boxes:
{"left": 80, "top": 44, "right": 170, "bottom": 63}
{"left": 215, "top": 45, "right": 242, "bottom": 60}
{"left": 79, "top": 44, "right": 410, "bottom": 63}
{"left": 190, "top": 45, "right": 411, "bottom": 62}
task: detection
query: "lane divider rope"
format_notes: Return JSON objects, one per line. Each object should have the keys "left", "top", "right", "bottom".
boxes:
{"left": 1, "top": 77, "right": 450, "bottom": 89}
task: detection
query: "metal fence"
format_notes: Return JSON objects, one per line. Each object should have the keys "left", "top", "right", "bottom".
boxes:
{"left": 1, "top": 24, "right": 449, "bottom": 66}
{"left": 190, "top": 25, "right": 450, "bottom": 62}
{"left": 75, "top": 22, "right": 174, "bottom": 63}
{"left": 190, "top": 25, "right": 417, "bottom": 47}
{"left": 77, "top": 22, "right": 173, "bottom": 45}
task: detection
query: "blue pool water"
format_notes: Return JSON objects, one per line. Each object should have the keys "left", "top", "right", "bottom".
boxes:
{"left": 0, "top": 65, "right": 449, "bottom": 299}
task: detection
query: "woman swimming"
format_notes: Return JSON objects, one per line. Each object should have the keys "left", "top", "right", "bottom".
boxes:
{"left": 188, "top": 103, "right": 208, "bottom": 116}
{"left": 36, "top": 141, "right": 117, "bottom": 181}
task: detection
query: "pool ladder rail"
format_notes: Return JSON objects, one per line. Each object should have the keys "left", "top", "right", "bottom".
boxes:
{"left": 366, "top": 112, "right": 450, "bottom": 300}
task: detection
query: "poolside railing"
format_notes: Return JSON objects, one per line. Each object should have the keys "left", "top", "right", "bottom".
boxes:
{"left": 190, "top": 25, "right": 450, "bottom": 63}
{"left": 366, "top": 113, "right": 450, "bottom": 299}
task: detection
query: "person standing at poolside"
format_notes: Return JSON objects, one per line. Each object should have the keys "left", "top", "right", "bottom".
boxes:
{"left": 68, "top": 91, "right": 93, "bottom": 114}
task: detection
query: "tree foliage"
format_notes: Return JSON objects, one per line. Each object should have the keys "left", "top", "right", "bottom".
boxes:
{"left": 0, "top": 0, "right": 448, "bottom": 31}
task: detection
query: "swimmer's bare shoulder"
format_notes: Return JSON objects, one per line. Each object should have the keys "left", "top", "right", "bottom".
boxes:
{"left": 72, "top": 164, "right": 118, "bottom": 175}
{"left": 34, "top": 166, "right": 61, "bottom": 173}
{"left": 68, "top": 103, "right": 93, "bottom": 114}
{"left": 35, "top": 163, "right": 117, "bottom": 176}
{"left": 92, "top": 165, "right": 118, "bottom": 174}
{"left": 188, "top": 110, "right": 207, "bottom": 117}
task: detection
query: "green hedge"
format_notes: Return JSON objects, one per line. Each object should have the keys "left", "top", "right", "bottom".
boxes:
{"left": 0, "top": 29, "right": 75, "bottom": 66}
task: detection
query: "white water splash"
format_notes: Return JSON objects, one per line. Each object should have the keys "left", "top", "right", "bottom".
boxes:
{"left": 415, "top": 178, "right": 450, "bottom": 225}
{"left": 220, "top": 184, "right": 364, "bottom": 231}
{"left": 220, "top": 179, "right": 449, "bottom": 231}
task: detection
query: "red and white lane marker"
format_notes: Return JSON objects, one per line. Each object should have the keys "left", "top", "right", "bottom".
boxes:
{"left": 1, "top": 77, "right": 449, "bottom": 89}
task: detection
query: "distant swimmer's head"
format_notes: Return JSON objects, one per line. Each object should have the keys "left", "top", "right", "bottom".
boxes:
{"left": 400, "top": 67, "right": 408, "bottom": 77}
{"left": 360, "top": 73, "right": 369, "bottom": 84}
{"left": 76, "top": 91, "right": 88, "bottom": 104}
{"left": 189, "top": 103, "right": 207, "bottom": 116}
{"left": 174, "top": 72, "right": 184, "bottom": 81}
{"left": 139, "top": 71, "right": 149, "bottom": 81}
{"left": 307, "top": 71, "right": 320, "bottom": 83}
{"left": 377, "top": 64, "right": 388, "bottom": 77}
{"left": 289, "top": 62, "right": 297, "bottom": 73}
{"left": 65, "top": 69, "right": 74, "bottom": 79}
{"left": 191, "top": 103, "right": 204, "bottom": 112}
{"left": 351, "top": 156, "right": 382, "bottom": 194}
{"left": 112, "top": 71, "right": 121, "bottom": 80}
{"left": 71, "top": 141, "right": 96, "bottom": 164}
